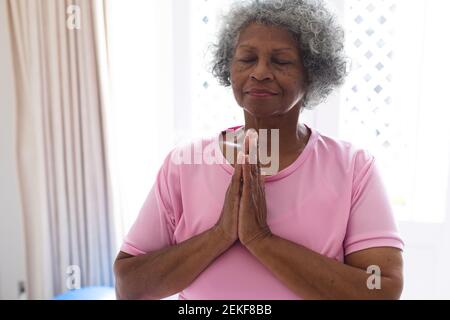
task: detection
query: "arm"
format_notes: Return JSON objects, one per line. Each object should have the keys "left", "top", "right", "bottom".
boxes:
{"left": 246, "top": 236, "right": 403, "bottom": 300}
{"left": 114, "top": 226, "right": 233, "bottom": 300}
{"left": 114, "top": 154, "right": 243, "bottom": 300}
{"left": 239, "top": 131, "right": 403, "bottom": 299}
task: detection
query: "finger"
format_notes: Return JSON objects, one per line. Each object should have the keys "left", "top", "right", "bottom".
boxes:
{"left": 252, "top": 133, "right": 260, "bottom": 177}
{"left": 231, "top": 153, "right": 243, "bottom": 191}
{"left": 235, "top": 166, "right": 243, "bottom": 199}
{"left": 233, "top": 131, "right": 240, "bottom": 168}
{"left": 237, "top": 127, "right": 244, "bottom": 156}
{"left": 257, "top": 143, "right": 261, "bottom": 173}
{"left": 255, "top": 132, "right": 262, "bottom": 174}
{"left": 249, "top": 130, "right": 258, "bottom": 166}
{"left": 233, "top": 130, "right": 238, "bottom": 156}
{"left": 250, "top": 159, "right": 258, "bottom": 179}
{"left": 232, "top": 152, "right": 242, "bottom": 178}
{"left": 237, "top": 149, "right": 244, "bottom": 165}
{"left": 244, "top": 132, "right": 250, "bottom": 156}
{"left": 249, "top": 133, "right": 260, "bottom": 182}
{"left": 251, "top": 162, "right": 262, "bottom": 193}
{"left": 242, "top": 154, "right": 251, "bottom": 187}
{"left": 237, "top": 151, "right": 245, "bottom": 191}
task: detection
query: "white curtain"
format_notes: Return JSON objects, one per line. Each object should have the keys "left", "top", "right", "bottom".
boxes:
{"left": 105, "top": 0, "right": 175, "bottom": 244}
{"left": 6, "top": 0, "right": 115, "bottom": 299}
{"left": 390, "top": 0, "right": 450, "bottom": 299}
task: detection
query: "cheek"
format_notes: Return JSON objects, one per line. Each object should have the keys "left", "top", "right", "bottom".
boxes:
{"left": 230, "top": 76, "right": 240, "bottom": 93}
{"left": 279, "top": 67, "right": 302, "bottom": 81}
{"left": 230, "top": 75, "right": 244, "bottom": 105}
{"left": 233, "top": 63, "right": 248, "bottom": 73}
{"left": 230, "top": 67, "right": 245, "bottom": 90}
{"left": 230, "top": 64, "right": 247, "bottom": 85}
{"left": 280, "top": 71, "right": 307, "bottom": 94}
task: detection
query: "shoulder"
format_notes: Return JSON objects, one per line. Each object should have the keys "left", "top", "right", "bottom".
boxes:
{"left": 159, "top": 134, "right": 219, "bottom": 173}
{"left": 313, "top": 129, "right": 375, "bottom": 178}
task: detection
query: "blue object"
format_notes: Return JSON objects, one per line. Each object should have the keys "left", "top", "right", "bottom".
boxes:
{"left": 54, "top": 286, "right": 116, "bottom": 300}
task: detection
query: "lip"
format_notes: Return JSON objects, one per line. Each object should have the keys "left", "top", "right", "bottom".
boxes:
{"left": 246, "top": 88, "right": 278, "bottom": 94}
{"left": 245, "top": 88, "right": 278, "bottom": 97}
{"left": 247, "top": 92, "right": 277, "bottom": 98}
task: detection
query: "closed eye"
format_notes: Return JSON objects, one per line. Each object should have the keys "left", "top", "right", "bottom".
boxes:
{"left": 238, "top": 59, "right": 292, "bottom": 65}
{"left": 239, "top": 59, "right": 255, "bottom": 63}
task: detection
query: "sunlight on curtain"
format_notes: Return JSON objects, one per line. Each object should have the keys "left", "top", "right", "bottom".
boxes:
{"left": 106, "top": 0, "right": 175, "bottom": 248}
{"left": 396, "top": 0, "right": 450, "bottom": 223}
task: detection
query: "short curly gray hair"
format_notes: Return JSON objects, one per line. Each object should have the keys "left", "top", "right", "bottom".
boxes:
{"left": 209, "top": 0, "right": 349, "bottom": 110}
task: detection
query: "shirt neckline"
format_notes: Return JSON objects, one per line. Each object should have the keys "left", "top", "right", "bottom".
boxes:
{"left": 216, "top": 123, "right": 319, "bottom": 182}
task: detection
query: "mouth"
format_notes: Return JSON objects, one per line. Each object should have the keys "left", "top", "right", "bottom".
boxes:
{"left": 246, "top": 92, "right": 278, "bottom": 98}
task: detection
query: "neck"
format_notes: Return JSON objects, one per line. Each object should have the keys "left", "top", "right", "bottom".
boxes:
{"left": 242, "top": 104, "right": 306, "bottom": 156}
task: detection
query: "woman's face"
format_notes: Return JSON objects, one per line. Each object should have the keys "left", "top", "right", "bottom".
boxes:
{"left": 230, "top": 23, "right": 309, "bottom": 118}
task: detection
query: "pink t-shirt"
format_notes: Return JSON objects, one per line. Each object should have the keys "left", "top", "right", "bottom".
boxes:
{"left": 120, "top": 124, "right": 404, "bottom": 300}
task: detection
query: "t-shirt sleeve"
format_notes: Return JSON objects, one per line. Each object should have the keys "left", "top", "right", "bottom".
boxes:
{"left": 343, "top": 149, "right": 405, "bottom": 256}
{"left": 119, "top": 152, "right": 178, "bottom": 256}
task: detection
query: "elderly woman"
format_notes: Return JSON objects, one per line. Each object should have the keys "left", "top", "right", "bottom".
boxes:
{"left": 114, "top": 0, "right": 404, "bottom": 300}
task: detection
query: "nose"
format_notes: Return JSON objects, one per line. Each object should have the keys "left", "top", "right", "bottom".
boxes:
{"left": 250, "top": 59, "right": 274, "bottom": 81}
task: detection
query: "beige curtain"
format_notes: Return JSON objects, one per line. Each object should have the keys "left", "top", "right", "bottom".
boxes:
{"left": 6, "top": 0, "right": 115, "bottom": 299}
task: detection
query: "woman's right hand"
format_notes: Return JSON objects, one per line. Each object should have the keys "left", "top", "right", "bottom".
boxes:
{"left": 215, "top": 152, "right": 243, "bottom": 245}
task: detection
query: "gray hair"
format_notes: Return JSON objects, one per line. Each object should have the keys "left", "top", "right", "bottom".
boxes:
{"left": 209, "top": 0, "right": 349, "bottom": 110}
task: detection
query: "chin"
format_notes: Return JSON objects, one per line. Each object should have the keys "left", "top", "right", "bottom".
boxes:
{"left": 243, "top": 104, "right": 284, "bottom": 117}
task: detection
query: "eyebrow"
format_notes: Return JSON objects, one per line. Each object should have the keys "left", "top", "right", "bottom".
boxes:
{"left": 237, "top": 45, "right": 295, "bottom": 52}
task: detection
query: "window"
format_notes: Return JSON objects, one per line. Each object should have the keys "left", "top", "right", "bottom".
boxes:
{"left": 340, "top": 0, "right": 450, "bottom": 223}
{"left": 189, "top": 0, "right": 243, "bottom": 139}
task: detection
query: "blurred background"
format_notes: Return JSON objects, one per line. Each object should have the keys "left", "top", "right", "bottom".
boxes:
{"left": 0, "top": 0, "right": 449, "bottom": 299}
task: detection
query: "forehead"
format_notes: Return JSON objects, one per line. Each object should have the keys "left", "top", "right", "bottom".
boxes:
{"left": 236, "top": 23, "right": 298, "bottom": 51}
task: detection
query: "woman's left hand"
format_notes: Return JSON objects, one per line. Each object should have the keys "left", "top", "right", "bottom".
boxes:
{"left": 238, "top": 130, "right": 272, "bottom": 247}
